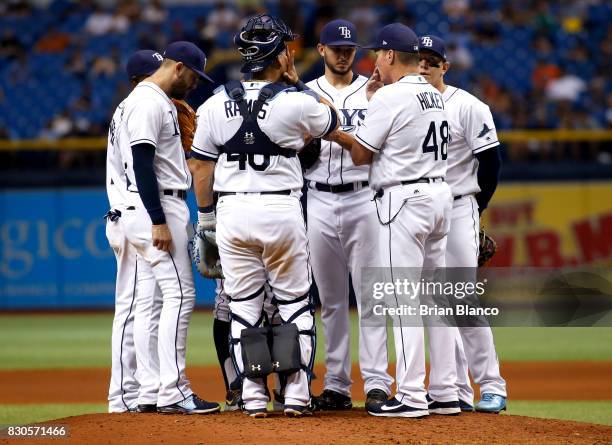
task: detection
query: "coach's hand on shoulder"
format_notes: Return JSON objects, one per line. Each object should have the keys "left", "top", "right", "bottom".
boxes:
{"left": 152, "top": 223, "right": 173, "bottom": 252}
{"left": 366, "top": 67, "right": 384, "bottom": 101}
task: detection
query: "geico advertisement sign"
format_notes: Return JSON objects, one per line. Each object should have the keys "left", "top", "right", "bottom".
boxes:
{"left": 1, "top": 218, "right": 110, "bottom": 279}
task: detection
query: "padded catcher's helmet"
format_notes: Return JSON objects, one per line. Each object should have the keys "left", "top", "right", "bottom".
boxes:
{"left": 235, "top": 14, "right": 297, "bottom": 73}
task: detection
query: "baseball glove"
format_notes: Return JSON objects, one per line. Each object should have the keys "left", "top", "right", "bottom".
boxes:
{"left": 192, "top": 230, "right": 224, "bottom": 279}
{"left": 298, "top": 138, "right": 321, "bottom": 170}
{"left": 172, "top": 99, "right": 196, "bottom": 153}
{"left": 478, "top": 228, "right": 497, "bottom": 267}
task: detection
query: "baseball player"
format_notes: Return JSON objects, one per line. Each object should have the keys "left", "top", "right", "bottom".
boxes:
{"left": 190, "top": 14, "right": 339, "bottom": 418}
{"left": 111, "top": 41, "right": 219, "bottom": 414}
{"left": 304, "top": 19, "right": 393, "bottom": 411}
{"left": 419, "top": 35, "right": 506, "bottom": 413}
{"left": 346, "top": 23, "right": 459, "bottom": 418}
{"left": 106, "top": 50, "right": 163, "bottom": 414}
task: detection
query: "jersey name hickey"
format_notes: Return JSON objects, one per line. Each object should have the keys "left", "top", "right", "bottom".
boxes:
{"left": 224, "top": 99, "right": 269, "bottom": 119}
{"left": 416, "top": 91, "right": 444, "bottom": 111}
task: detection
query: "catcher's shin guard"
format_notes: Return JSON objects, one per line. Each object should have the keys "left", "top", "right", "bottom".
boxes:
{"left": 228, "top": 287, "right": 271, "bottom": 384}
{"left": 271, "top": 323, "right": 302, "bottom": 375}
{"left": 272, "top": 292, "right": 317, "bottom": 384}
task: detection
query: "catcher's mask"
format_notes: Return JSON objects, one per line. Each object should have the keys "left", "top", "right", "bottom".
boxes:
{"left": 235, "top": 14, "right": 298, "bottom": 73}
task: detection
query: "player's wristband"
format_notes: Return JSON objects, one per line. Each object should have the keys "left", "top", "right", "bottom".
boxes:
{"left": 197, "top": 210, "right": 216, "bottom": 231}
{"left": 294, "top": 80, "right": 307, "bottom": 91}
{"left": 198, "top": 205, "right": 215, "bottom": 214}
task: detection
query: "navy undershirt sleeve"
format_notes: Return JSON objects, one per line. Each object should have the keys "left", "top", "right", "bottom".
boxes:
{"left": 474, "top": 147, "right": 501, "bottom": 214}
{"left": 131, "top": 142, "right": 166, "bottom": 225}
{"left": 323, "top": 106, "right": 338, "bottom": 137}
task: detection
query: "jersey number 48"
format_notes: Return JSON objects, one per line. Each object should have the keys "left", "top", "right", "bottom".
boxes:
{"left": 422, "top": 120, "right": 449, "bottom": 161}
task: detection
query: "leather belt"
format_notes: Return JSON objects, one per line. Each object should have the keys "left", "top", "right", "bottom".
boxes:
{"left": 309, "top": 181, "right": 369, "bottom": 193}
{"left": 163, "top": 189, "right": 187, "bottom": 200}
{"left": 218, "top": 190, "right": 292, "bottom": 197}
{"left": 400, "top": 177, "right": 444, "bottom": 185}
{"left": 376, "top": 177, "right": 445, "bottom": 198}
{"left": 454, "top": 195, "right": 463, "bottom": 201}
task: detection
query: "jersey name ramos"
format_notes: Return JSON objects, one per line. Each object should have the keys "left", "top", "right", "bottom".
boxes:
{"left": 443, "top": 86, "right": 500, "bottom": 197}
{"left": 305, "top": 74, "right": 369, "bottom": 184}
{"left": 192, "top": 81, "right": 335, "bottom": 193}
{"left": 354, "top": 75, "right": 448, "bottom": 191}
{"left": 111, "top": 81, "right": 191, "bottom": 207}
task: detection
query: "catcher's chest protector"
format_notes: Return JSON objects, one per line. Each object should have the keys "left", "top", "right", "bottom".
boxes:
{"left": 220, "top": 81, "right": 296, "bottom": 159}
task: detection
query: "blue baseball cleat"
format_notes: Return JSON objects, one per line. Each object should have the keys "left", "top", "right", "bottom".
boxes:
{"left": 459, "top": 399, "right": 474, "bottom": 412}
{"left": 475, "top": 393, "right": 506, "bottom": 413}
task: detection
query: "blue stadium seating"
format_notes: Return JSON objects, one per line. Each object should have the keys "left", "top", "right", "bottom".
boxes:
{"left": 0, "top": 0, "right": 609, "bottom": 138}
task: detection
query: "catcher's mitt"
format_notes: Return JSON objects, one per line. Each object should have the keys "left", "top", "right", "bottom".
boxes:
{"left": 172, "top": 99, "right": 196, "bottom": 153}
{"left": 298, "top": 138, "right": 321, "bottom": 170}
{"left": 192, "top": 230, "right": 224, "bottom": 279}
{"left": 478, "top": 228, "right": 497, "bottom": 267}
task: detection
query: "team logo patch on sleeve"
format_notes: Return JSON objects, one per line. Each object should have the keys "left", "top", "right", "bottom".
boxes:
{"left": 477, "top": 123, "right": 493, "bottom": 139}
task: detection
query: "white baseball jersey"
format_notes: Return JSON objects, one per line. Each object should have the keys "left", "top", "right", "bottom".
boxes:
{"left": 106, "top": 118, "right": 130, "bottom": 209}
{"left": 305, "top": 74, "right": 369, "bottom": 184}
{"left": 192, "top": 81, "right": 335, "bottom": 192}
{"left": 443, "top": 86, "right": 499, "bottom": 197}
{"left": 112, "top": 81, "right": 191, "bottom": 207}
{"left": 355, "top": 75, "right": 448, "bottom": 190}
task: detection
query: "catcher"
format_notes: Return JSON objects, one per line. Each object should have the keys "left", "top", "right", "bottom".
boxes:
{"left": 190, "top": 130, "right": 321, "bottom": 414}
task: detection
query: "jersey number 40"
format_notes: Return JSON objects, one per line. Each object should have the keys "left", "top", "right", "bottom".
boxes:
{"left": 226, "top": 153, "right": 271, "bottom": 171}
{"left": 422, "top": 120, "right": 449, "bottom": 161}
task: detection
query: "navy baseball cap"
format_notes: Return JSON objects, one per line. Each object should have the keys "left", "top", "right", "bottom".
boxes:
{"left": 126, "top": 50, "right": 162, "bottom": 79}
{"left": 419, "top": 35, "right": 447, "bottom": 60}
{"left": 163, "top": 41, "right": 214, "bottom": 82}
{"left": 320, "top": 19, "right": 359, "bottom": 46}
{"left": 363, "top": 23, "right": 419, "bottom": 53}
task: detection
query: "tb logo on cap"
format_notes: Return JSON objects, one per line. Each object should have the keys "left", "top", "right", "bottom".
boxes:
{"left": 152, "top": 52, "right": 163, "bottom": 61}
{"left": 421, "top": 37, "right": 433, "bottom": 47}
{"left": 339, "top": 26, "right": 351, "bottom": 39}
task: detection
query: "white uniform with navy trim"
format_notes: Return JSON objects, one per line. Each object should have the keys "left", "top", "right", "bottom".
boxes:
{"left": 193, "top": 81, "right": 332, "bottom": 193}
{"left": 355, "top": 74, "right": 459, "bottom": 408}
{"left": 110, "top": 80, "right": 196, "bottom": 407}
{"left": 355, "top": 76, "right": 447, "bottom": 191}
{"left": 106, "top": 115, "right": 163, "bottom": 411}
{"left": 304, "top": 74, "right": 393, "bottom": 398}
{"left": 444, "top": 86, "right": 500, "bottom": 196}
{"left": 193, "top": 81, "right": 335, "bottom": 411}
{"left": 441, "top": 85, "right": 507, "bottom": 404}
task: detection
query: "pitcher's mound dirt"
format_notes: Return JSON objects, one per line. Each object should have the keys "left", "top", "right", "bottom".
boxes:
{"left": 3, "top": 411, "right": 612, "bottom": 445}
{"left": 2, "top": 361, "right": 612, "bottom": 404}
